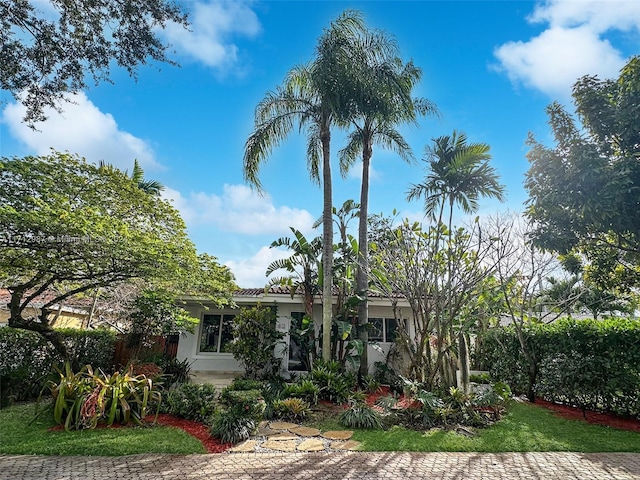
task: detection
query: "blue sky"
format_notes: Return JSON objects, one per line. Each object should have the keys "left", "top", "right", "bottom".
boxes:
{"left": 1, "top": 0, "right": 639, "bottom": 287}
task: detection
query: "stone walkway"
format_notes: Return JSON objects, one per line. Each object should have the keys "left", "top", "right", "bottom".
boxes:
{"left": 1, "top": 452, "right": 640, "bottom": 479}
{"left": 229, "top": 421, "right": 360, "bottom": 453}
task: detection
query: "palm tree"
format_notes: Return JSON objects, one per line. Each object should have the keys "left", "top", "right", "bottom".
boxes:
{"left": 338, "top": 31, "right": 439, "bottom": 378}
{"left": 130, "top": 159, "right": 164, "bottom": 196}
{"left": 98, "top": 159, "right": 164, "bottom": 196}
{"left": 407, "top": 131, "right": 505, "bottom": 228}
{"left": 243, "top": 11, "right": 367, "bottom": 360}
{"left": 407, "top": 130, "right": 505, "bottom": 390}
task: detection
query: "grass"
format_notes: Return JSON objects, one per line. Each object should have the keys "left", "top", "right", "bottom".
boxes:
{"left": 310, "top": 401, "right": 640, "bottom": 453}
{"left": 2, "top": 400, "right": 639, "bottom": 455}
{"left": 0, "top": 402, "right": 206, "bottom": 456}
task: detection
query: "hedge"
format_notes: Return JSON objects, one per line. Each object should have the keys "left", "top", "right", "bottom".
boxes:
{"left": 479, "top": 318, "right": 640, "bottom": 418}
{"left": 0, "top": 327, "right": 117, "bottom": 405}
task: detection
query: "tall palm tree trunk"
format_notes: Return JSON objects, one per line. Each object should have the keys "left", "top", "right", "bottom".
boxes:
{"left": 357, "top": 139, "right": 372, "bottom": 378}
{"left": 321, "top": 127, "right": 333, "bottom": 361}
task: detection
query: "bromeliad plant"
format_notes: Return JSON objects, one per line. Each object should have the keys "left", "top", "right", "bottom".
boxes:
{"left": 48, "top": 362, "right": 162, "bottom": 431}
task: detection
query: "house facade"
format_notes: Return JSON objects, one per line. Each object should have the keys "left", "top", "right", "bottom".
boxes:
{"left": 176, "top": 287, "right": 411, "bottom": 377}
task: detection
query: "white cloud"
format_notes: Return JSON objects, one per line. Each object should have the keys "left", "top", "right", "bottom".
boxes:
{"left": 162, "top": 184, "right": 315, "bottom": 235}
{"left": 529, "top": 0, "right": 640, "bottom": 33}
{"left": 1, "top": 92, "right": 158, "bottom": 171}
{"left": 162, "top": 1, "right": 261, "bottom": 70}
{"left": 494, "top": 0, "right": 640, "bottom": 99}
{"left": 224, "top": 245, "right": 290, "bottom": 288}
{"left": 347, "top": 160, "right": 382, "bottom": 182}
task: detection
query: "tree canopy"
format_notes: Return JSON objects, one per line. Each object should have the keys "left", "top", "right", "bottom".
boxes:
{"left": 0, "top": 0, "right": 188, "bottom": 125}
{"left": 525, "top": 56, "right": 640, "bottom": 288}
{"left": 0, "top": 152, "right": 235, "bottom": 358}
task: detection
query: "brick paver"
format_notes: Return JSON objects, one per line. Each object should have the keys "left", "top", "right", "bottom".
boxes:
{"left": 1, "top": 452, "right": 640, "bottom": 480}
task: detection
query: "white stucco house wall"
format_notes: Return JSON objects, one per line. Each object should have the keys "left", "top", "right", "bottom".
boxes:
{"left": 176, "top": 286, "right": 411, "bottom": 377}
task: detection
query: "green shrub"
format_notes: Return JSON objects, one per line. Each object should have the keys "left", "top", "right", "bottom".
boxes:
{"left": 48, "top": 362, "right": 161, "bottom": 430}
{"left": 480, "top": 318, "right": 640, "bottom": 417}
{"left": 210, "top": 411, "right": 256, "bottom": 444}
{"left": 0, "top": 328, "right": 117, "bottom": 405}
{"left": 272, "top": 397, "right": 311, "bottom": 422}
{"left": 227, "top": 378, "right": 265, "bottom": 391}
{"left": 469, "top": 373, "right": 491, "bottom": 384}
{"left": 213, "top": 386, "right": 265, "bottom": 444}
{"left": 339, "top": 401, "right": 382, "bottom": 429}
{"left": 165, "top": 383, "right": 217, "bottom": 422}
{"left": 362, "top": 374, "right": 381, "bottom": 393}
{"left": 220, "top": 388, "right": 266, "bottom": 421}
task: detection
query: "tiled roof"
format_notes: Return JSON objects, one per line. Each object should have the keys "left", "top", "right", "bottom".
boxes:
{"left": 235, "top": 285, "right": 405, "bottom": 299}
{"left": 0, "top": 288, "right": 92, "bottom": 309}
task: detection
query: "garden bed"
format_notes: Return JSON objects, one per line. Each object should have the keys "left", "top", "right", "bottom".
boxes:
{"left": 535, "top": 398, "right": 640, "bottom": 432}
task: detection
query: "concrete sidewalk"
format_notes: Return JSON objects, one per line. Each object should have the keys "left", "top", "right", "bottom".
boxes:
{"left": 1, "top": 452, "right": 640, "bottom": 479}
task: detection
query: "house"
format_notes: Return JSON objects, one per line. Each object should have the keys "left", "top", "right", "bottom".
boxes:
{"left": 177, "top": 286, "right": 411, "bottom": 377}
{"left": 0, "top": 288, "right": 91, "bottom": 329}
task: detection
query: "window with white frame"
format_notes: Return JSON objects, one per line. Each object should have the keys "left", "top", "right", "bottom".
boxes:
{"left": 199, "top": 314, "right": 235, "bottom": 353}
{"left": 368, "top": 317, "right": 399, "bottom": 343}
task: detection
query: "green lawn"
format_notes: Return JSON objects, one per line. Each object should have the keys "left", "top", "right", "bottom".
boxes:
{"left": 1, "top": 400, "right": 639, "bottom": 455}
{"left": 312, "top": 401, "right": 640, "bottom": 453}
{"left": 0, "top": 402, "right": 206, "bottom": 456}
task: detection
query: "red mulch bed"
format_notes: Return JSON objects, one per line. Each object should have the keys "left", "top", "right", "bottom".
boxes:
{"left": 155, "top": 414, "right": 232, "bottom": 453}
{"left": 535, "top": 398, "right": 640, "bottom": 432}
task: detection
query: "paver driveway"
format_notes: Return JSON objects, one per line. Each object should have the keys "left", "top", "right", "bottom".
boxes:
{"left": 1, "top": 452, "right": 640, "bottom": 479}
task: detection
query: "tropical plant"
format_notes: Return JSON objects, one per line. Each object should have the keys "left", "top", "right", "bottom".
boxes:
{"left": 369, "top": 217, "right": 500, "bottom": 389}
{"left": 212, "top": 387, "right": 266, "bottom": 443}
{"left": 339, "top": 400, "right": 382, "bottom": 429}
{"left": 158, "top": 357, "right": 193, "bottom": 387}
{"left": 309, "top": 359, "right": 356, "bottom": 404}
{"left": 47, "top": 363, "right": 161, "bottom": 431}
{"left": 266, "top": 229, "right": 321, "bottom": 367}
{"left": 226, "top": 305, "right": 285, "bottom": 380}
{"left": 210, "top": 412, "right": 257, "bottom": 444}
{"left": 272, "top": 397, "right": 311, "bottom": 422}
{"left": 282, "top": 379, "right": 321, "bottom": 405}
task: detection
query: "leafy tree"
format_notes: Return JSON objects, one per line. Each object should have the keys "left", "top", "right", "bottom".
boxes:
{"left": 525, "top": 56, "right": 640, "bottom": 288}
{"left": 243, "top": 10, "right": 369, "bottom": 361}
{"left": 126, "top": 288, "right": 198, "bottom": 360}
{"left": 338, "top": 30, "right": 438, "bottom": 378}
{"left": 482, "top": 213, "right": 573, "bottom": 401}
{"left": 0, "top": 152, "right": 235, "bottom": 359}
{"left": 407, "top": 131, "right": 504, "bottom": 390}
{"left": 99, "top": 159, "right": 165, "bottom": 197}
{"left": 369, "top": 215, "right": 498, "bottom": 389}
{"left": 0, "top": 0, "right": 188, "bottom": 125}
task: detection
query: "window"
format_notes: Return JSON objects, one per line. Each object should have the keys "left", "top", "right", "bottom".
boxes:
{"left": 199, "top": 314, "right": 235, "bottom": 353}
{"left": 368, "top": 317, "right": 399, "bottom": 343}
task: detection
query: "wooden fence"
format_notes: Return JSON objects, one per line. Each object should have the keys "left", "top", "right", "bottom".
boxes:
{"left": 112, "top": 334, "right": 179, "bottom": 369}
